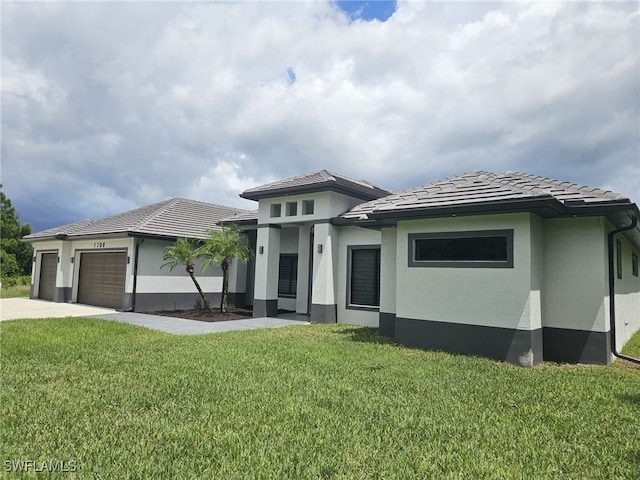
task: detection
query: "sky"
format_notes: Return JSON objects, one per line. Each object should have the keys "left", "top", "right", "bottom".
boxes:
{"left": 2, "top": 0, "right": 639, "bottom": 233}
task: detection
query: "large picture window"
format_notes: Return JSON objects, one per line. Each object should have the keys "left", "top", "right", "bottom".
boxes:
{"left": 408, "top": 230, "right": 514, "bottom": 268}
{"left": 278, "top": 254, "right": 298, "bottom": 297}
{"left": 348, "top": 246, "right": 380, "bottom": 309}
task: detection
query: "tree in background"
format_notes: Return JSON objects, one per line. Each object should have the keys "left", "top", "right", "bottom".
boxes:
{"left": 1, "top": 188, "right": 33, "bottom": 285}
{"left": 199, "top": 224, "right": 253, "bottom": 313}
{"left": 161, "top": 238, "right": 211, "bottom": 312}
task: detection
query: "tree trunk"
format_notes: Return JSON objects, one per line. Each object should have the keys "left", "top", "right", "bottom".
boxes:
{"left": 220, "top": 260, "right": 229, "bottom": 313}
{"left": 187, "top": 265, "right": 211, "bottom": 312}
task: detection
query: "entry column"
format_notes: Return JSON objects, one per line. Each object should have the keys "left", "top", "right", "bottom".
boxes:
{"left": 253, "top": 225, "right": 281, "bottom": 317}
{"left": 310, "top": 222, "right": 338, "bottom": 323}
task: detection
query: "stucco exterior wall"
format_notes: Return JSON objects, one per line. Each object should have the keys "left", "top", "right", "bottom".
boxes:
{"left": 614, "top": 234, "right": 640, "bottom": 349}
{"left": 542, "top": 217, "right": 609, "bottom": 332}
{"left": 135, "top": 238, "right": 224, "bottom": 293}
{"left": 336, "top": 226, "right": 381, "bottom": 327}
{"left": 256, "top": 191, "right": 364, "bottom": 224}
{"left": 380, "top": 227, "right": 398, "bottom": 315}
{"left": 396, "top": 213, "right": 538, "bottom": 330}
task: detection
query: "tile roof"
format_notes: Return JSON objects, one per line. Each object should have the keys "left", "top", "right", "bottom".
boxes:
{"left": 240, "top": 169, "right": 391, "bottom": 201}
{"left": 339, "top": 170, "right": 634, "bottom": 221}
{"left": 24, "top": 198, "right": 251, "bottom": 241}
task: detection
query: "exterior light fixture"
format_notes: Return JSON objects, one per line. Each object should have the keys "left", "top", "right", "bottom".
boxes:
{"left": 259, "top": 246, "right": 264, "bottom": 254}
{"left": 317, "top": 244, "right": 323, "bottom": 253}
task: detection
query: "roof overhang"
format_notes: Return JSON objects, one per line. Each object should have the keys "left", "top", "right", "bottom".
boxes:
{"left": 334, "top": 198, "right": 640, "bottom": 249}
{"left": 240, "top": 183, "right": 387, "bottom": 202}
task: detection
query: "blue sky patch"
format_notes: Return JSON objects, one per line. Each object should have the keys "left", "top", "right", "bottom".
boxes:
{"left": 286, "top": 67, "right": 296, "bottom": 84}
{"left": 336, "top": 0, "right": 397, "bottom": 22}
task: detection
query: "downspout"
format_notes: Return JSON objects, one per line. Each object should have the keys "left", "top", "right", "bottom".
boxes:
{"left": 127, "top": 238, "right": 144, "bottom": 312}
{"left": 608, "top": 215, "right": 640, "bottom": 365}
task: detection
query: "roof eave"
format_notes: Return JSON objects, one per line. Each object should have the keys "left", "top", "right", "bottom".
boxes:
{"left": 240, "top": 183, "right": 388, "bottom": 202}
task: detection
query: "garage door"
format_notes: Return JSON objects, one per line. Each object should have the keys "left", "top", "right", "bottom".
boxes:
{"left": 38, "top": 253, "right": 57, "bottom": 301}
{"left": 77, "top": 252, "right": 127, "bottom": 309}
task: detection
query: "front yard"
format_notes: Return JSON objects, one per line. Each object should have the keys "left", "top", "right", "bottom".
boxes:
{"left": 1, "top": 318, "right": 639, "bottom": 479}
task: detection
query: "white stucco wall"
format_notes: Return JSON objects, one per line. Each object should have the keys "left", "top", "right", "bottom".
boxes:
{"left": 135, "top": 238, "right": 225, "bottom": 294}
{"left": 256, "top": 191, "right": 364, "bottom": 225}
{"left": 380, "top": 227, "right": 398, "bottom": 315}
{"left": 336, "top": 226, "right": 381, "bottom": 327}
{"left": 543, "top": 217, "right": 609, "bottom": 333}
{"left": 614, "top": 234, "right": 640, "bottom": 349}
{"left": 395, "top": 213, "right": 540, "bottom": 330}
{"left": 311, "top": 222, "right": 339, "bottom": 308}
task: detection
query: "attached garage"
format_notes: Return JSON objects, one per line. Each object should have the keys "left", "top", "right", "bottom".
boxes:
{"left": 77, "top": 251, "right": 127, "bottom": 309}
{"left": 23, "top": 197, "right": 252, "bottom": 312}
{"left": 38, "top": 253, "right": 57, "bottom": 301}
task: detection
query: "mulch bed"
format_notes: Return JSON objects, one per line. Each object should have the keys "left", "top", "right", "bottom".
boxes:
{"left": 148, "top": 307, "right": 254, "bottom": 323}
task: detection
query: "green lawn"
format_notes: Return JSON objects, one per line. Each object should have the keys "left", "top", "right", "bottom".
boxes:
{"left": 1, "top": 319, "right": 639, "bottom": 479}
{"left": 0, "top": 284, "right": 30, "bottom": 299}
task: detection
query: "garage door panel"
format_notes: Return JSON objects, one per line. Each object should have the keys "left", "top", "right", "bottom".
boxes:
{"left": 38, "top": 253, "right": 57, "bottom": 301}
{"left": 77, "top": 252, "right": 126, "bottom": 309}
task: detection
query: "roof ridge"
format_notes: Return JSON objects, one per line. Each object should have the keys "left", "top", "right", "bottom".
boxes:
{"left": 129, "top": 198, "right": 178, "bottom": 232}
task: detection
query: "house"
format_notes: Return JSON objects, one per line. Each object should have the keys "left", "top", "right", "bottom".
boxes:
{"left": 23, "top": 198, "right": 254, "bottom": 312}
{"left": 25, "top": 170, "right": 640, "bottom": 366}
{"left": 231, "top": 170, "right": 640, "bottom": 367}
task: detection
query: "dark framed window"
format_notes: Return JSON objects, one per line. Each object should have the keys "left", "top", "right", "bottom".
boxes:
{"left": 616, "top": 240, "right": 622, "bottom": 280}
{"left": 278, "top": 254, "right": 298, "bottom": 297}
{"left": 286, "top": 202, "right": 297, "bottom": 216}
{"left": 632, "top": 252, "right": 638, "bottom": 277}
{"left": 270, "top": 203, "right": 281, "bottom": 218}
{"left": 408, "top": 230, "right": 514, "bottom": 268}
{"left": 348, "top": 246, "right": 380, "bottom": 309}
{"left": 302, "top": 200, "right": 314, "bottom": 215}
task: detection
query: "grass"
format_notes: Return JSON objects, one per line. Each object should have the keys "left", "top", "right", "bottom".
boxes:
{"left": 0, "top": 284, "right": 30, "bottom": 299}
{"left": 1, "top": 319, "right": 639, "bottom": 479}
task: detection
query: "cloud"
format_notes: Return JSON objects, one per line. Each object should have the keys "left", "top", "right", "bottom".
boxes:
{"left": 1, "top": 0, "right": 638, "bottom": 231}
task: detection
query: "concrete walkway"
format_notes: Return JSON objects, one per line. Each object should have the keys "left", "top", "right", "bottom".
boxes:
{"left": 89, "top": 312, "right": 309, "bottom": 335}
{"left": 0, "top": 298, "right": 310, "bottom": 334}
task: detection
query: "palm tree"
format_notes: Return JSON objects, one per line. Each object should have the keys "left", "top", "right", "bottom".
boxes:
{"left": 161, "top": 238, "right": 211, "bottom": 312}
{"left": 199, "top": 224, "right": 253, "bottom": 313}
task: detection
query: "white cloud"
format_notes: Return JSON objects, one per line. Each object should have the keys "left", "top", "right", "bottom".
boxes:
{"left": 1, "top": 1, "right": 638, "bottom": 231}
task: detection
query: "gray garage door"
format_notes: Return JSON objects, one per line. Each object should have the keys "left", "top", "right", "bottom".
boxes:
{"left": 77, "top": 252, "right": 127, "bottom": 309}
{"left": 38, "top": 253, "right": 57, "bottom": 301}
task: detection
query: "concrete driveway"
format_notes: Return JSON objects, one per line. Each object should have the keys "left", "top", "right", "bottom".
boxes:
{"left": 1, "top": 298, "right": 116, "bottom": 321}
{"left": 0, "top": 298, "right": 310, "bottom": 335}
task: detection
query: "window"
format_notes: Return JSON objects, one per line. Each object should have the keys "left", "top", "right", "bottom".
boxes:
{"left": 270, "top": 203, "right": 281, "bottom": 218}
{"left": 348, "top": 246, "right": 380, "bottom": 309}
{"left": 286, "top": 201, "right": 297, "bottom": 217}
{"left": 408, "top": 230, "right": 514, "bottom": 268}
{"left": 278, "top": 254, "right": 298, "bottom": 297}
{"left": 302, "top": 200, "right": 314, "bottom": 215}
{"left": 616, "top": 240, "right": 622, "bottom": 280}
{"left": 633, "top": 252, "right": 638, "bottom": 277}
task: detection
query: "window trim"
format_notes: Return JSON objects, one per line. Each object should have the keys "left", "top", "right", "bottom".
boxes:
{"left": 408, "top": 229, "right": 514, "bottom": 268}
{"left": 270, "top": 203, "right": 281, "bottom": 218}
{"left": 286, "top": 201, "right": 297, "bottom": 217}
{"left": 302, "top": 199, "right": 315, "bottom": 215}
{"left": 346, "top": 245, "right": 381, "bottom": 311}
